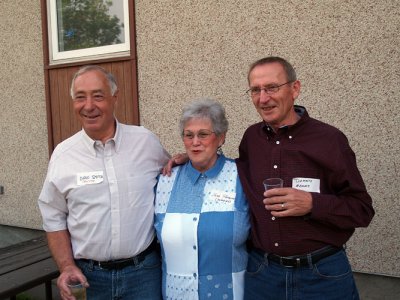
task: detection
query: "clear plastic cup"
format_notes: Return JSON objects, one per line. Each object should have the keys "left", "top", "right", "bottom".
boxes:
{"left": 67, "top": 280, "right": 86, "bottom": 300}
{"left": 263, "top": 178, "right": 283, "bottom": 190}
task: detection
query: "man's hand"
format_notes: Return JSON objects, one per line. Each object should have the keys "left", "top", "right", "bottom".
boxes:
{"left": 263, "top": 188, "right": 313, "bottom": 217}
{"left": 58, "top": 264, "right": 89, "bottom": 300}
{"left": 162, "top": 153, "right": 188, "bottom": 176}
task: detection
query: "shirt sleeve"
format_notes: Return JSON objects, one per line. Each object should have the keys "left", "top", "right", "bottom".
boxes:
{"left": 154, "top": 135, "right": 171, "bottom": 170}
{"left": 310, "top": 132, "right": 375, "bottom": 229}
{"left": 38, "top": 160, "right": 69, "bottom": 232}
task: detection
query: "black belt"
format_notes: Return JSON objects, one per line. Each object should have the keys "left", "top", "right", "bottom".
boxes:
{"left": 253, "top": 246, "right": 342, "bottom": 268}
{"left": 79, "top": 239, "right": 159, "bottom": 270}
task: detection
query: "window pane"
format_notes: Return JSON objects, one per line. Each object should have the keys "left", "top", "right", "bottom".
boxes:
{"left": 56, "top": 0, "right": 126, "bottom": 52}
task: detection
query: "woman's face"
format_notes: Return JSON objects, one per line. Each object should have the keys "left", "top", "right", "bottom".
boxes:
{"left": 182, "top": 118, "right": 225, "bottom": 173}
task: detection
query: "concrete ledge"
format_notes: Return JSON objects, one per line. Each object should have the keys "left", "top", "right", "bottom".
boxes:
{"left": 354, "top": 272, "right": 400, "bottom": 300}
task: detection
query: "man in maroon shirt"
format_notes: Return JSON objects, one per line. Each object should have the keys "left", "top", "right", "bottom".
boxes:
{"left": 237, "top": 56, "right": 374, "bottom": 299}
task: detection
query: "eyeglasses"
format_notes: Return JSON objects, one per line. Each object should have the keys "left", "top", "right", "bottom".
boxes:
{"left": 182, "top": 129, "right": 215, "bottom": 140}
{"left": 246, "top": 81, "right": 293, "bottom": 97}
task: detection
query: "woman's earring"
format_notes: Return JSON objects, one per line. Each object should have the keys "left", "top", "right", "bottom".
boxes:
{"left": 217, "top": 145, "right": 223, "bottom": 155}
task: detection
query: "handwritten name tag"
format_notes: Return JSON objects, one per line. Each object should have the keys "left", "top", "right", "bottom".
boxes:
{"left": 77, "top": 171, "right": 104, "bottom": 186}
{"left": 210, "top": 190, "right": 236, "bottom": 204}
{"left": 292, "top": 177, "right": 320, "bottom": 193}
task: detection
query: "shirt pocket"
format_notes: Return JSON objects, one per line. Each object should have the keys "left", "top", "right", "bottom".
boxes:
{"left": 118, "top": 175, "right": 156, "bottom": 208}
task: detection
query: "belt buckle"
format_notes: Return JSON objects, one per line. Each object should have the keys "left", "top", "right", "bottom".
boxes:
{"left": 280, "top": 256, "right": 301, "bottom": 268}
{"left": 98, "top": 261, "right": 113, "bottom": 269}
{"left": 280, "top": 257, "right": 294, "bottom": 267}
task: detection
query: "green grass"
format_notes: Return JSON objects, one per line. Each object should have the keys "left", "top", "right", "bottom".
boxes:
{"left": 16, "top": 293, "right": 38, "bottom": 300}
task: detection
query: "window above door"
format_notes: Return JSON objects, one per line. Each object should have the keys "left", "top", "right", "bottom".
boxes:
{"left": 47, "top": 0, "right": 130, "bottom": 65}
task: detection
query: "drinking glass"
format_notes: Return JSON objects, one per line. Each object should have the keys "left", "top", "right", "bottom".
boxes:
{"left": 67, "top": 280, "right": 86, "bottom": 300}
{"left": 263, "top": 178, "right": 283, "bottom": 190}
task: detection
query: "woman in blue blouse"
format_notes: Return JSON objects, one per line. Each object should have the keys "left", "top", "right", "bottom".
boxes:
{"left": 155, "top": 98, "right": 250, "bottom": 300}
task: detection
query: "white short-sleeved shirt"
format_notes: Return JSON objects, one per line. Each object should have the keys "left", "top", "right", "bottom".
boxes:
{"left": 38, "top": 121, "right": 170, "bottom": 261}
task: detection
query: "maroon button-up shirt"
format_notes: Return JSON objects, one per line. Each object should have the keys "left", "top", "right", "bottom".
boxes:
{"left": 236, "top": 106, "right": 374, "bottom": 256}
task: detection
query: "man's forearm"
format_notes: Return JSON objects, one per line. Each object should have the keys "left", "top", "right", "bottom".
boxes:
{"left": 47, "top": 230, "right": 76, "bottom": 272}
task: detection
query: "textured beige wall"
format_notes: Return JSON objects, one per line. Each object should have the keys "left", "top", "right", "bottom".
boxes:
{"left": 135, "top": 0, "right": 400, "bottom": 276}
{"left": 0, "top": 1, "right": 48, "bottom": 229}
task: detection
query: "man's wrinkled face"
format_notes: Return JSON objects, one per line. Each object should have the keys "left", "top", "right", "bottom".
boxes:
{"left": 248, "top": 62, "right": 300, "bottom": 131}
{"left": 72, "top": 70, "right": 117, "bottom": 142}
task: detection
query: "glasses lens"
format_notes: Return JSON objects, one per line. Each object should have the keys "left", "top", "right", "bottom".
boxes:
{"left": 267, "top": 86, "right": 279, "bottom": 94}
{"left": 198, "top": 131, "right": 212, "bottom": 139}
{"left": 183, "top": 130, "right": 214, "bottom": 140}
{"left": 183, "top": 132, "right": 194, "bottom": 139}
{"left": 250, "top": 88, "right": 260, "bottom": 96}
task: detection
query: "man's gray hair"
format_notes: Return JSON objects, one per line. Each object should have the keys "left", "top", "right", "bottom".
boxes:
{"left": 247, "top": 56, "right": 297, "bottom": 84}
{"left": 179, "top": 98, "right": 229, "bottom": 136}
{"left": 70, "top": 65, "right": 118, "bottom": 98}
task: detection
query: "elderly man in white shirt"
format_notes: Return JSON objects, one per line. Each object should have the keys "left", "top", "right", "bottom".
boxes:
{"left": 38, "top": 65, "right": 170, "bottom": 300}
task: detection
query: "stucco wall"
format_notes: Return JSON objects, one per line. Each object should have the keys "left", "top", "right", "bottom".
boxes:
{"left": 0, "top": 1, "right": 48, "bottom": 228}
{"left": 135, "top": 0, "right": 400, "bottom": 276}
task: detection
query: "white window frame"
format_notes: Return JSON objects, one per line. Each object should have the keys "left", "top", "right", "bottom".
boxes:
{"left": 47, "top": 0, "right": 130, "bottom": 65}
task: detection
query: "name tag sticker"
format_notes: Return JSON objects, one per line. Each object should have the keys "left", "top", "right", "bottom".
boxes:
{"left": 210, "top": 190, "right": 236, "bottom": 204}
{"left": 292, "top": 177, "right": 320, "bottom": 193}
{"left": 77, "top": 171, "right": 104, "bottom": 186}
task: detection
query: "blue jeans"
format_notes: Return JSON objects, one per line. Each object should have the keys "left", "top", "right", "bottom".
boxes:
{"left": 244, "top": 248, "right": 359, "bottom": 300}
{"left": 75, "top": 250, "right": 162, "bottom": 300}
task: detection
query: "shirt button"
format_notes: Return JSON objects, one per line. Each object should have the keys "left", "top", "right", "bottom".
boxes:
{"left": 193, "top": 217, "right": 197, "bottom": 221}
{"left": 271, "top": 216, "right": 276, "bottom": 220}
{"left": 274, "top": 243, "right": 279, "bottom": 247}
{"left": 273, "top": 165, "right": 278, "bottom": 169}
{"left": 193, "top": 245, "right": 197, "bottom": 250}
{"left": 289, "top": 135, "right": 293, "bottom": 139}
{"left": 193, "top": 273, "right": 197, "bottom": 278}
{"left": 276, "top": 141, "right": 280, "bottom": 145}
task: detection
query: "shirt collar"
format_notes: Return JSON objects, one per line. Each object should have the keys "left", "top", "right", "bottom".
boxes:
{"left": 262, "top": 105, "right": 308, "bottom": 134}
{"left": 185, "top": 154, "right": 226, "bottom": 184}
{"left": 80, "top": 119, "right": 121, "bottom": 156}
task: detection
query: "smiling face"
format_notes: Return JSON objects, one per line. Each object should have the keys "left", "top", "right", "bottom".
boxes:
{"left": 183, "top": 118, "right": 225, "bottom": 173}
{"left": 249, "top": 62, "right": 301, "bottom": 131}
{"left": 72, "top": 70, "right": 118, "bottom": 143}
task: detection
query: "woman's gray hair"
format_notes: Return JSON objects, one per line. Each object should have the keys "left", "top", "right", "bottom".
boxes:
{"left": 70, "top": 65, "right": 118, "bottom": 98}
{"left": 179, "top": 98, "right": 229, "bottom": 136}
